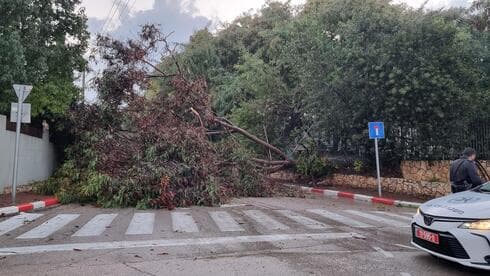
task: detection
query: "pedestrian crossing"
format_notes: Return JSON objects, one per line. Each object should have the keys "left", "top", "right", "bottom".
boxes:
{"left": 126, "top": 213, "right": 155, "bottom": 235}
{"left": 172, "top": 212, "right": 199, "bottom": 233}
{"left": 17, "top": 214, "right": 80, "bottom": 239}
{"left": 73, "top": 214, "right": 118, "bottom": 237}
{"left": 0, "top": 208, "right": 413, "bottom": 240}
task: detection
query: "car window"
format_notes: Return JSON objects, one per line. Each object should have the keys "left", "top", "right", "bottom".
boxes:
{"left": 474, "top": 182, "right": 490, "bottom": 193}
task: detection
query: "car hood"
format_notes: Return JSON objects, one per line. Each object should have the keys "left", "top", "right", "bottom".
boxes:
{"left": 420, "top": 191, "right": 490, "bottom": 219}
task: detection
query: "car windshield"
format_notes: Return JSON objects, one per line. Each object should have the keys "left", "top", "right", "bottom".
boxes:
{"left": 475, "top": 182, "right": 490, "bottom": 193}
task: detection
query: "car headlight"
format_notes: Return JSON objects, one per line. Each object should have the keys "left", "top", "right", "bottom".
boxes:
{"left": 459, "top": 220, "right": 490, "bottom": 230}
{"left": 416, "top": 208, "right": 420, "bottom": 216}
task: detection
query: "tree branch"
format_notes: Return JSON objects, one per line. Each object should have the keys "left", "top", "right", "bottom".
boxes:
{"left": 214, "top": 118, "right": 293, "bottom": 162}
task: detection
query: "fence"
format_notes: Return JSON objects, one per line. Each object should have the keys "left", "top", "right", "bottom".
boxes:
{"left": 0, "top": 115, "right": 57, "bottom": 194}
{"left": 321, "top": 118, "right": 490, "bottom": 162}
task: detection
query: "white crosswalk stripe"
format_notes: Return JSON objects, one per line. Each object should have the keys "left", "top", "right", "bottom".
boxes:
{"left": 209, "top": 211, "right": 244, "bottom": 232}
{"left": 17, "top": 214, "right": 79, "bottom": 239}
{"left": 373, "top": 211, "right": 412, "bottom": 221}
{"left": 0, "top": 213, "right": 43, "bottom": 237}
{"left": 125, "top": 213, "right": 155, "bottom": 235}
{"left": 172, "top": 212, "right": 199, "bottom": 233}
{"left": 0, "top": 208, "right": 417, "bottom": 241}
{"left": 307, "top": 209, "right": 374, "bottom": 228}
{"left": 346, "top": 210, "right": 408, "bottom": 227}
{"left": 243, "top": 210, "right": 289, "bottom": 230}
{"left": 73, "top": 214, "right": 118, "bottom": 237}
{"left": 276, "top": 210, "right": 330, "bottom": 229}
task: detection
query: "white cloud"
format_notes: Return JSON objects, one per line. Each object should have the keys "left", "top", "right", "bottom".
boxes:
{"left": 81, "top": 0, "right": 473, "bottom": 28}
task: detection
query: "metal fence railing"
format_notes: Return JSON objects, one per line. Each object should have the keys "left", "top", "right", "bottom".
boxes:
{"left": 320, "top": 118, "right": 490, "bottom": 162}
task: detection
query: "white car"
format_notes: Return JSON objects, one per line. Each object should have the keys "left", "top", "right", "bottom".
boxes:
{"left": 411, "top": 182, "right": 490, "bottom": 270}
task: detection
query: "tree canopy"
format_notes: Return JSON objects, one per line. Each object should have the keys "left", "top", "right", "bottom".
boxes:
{"left": 0, "top": 0, "right": 89, "bottom": 121}
{"left": 160, "top": 0, "right": 489, "bottom": 163}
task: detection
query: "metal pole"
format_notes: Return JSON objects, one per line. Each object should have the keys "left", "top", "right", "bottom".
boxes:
{"left": 12, "top": 92, "right": 23, "bottom": 204}
{"left": 375, "top": 138, "right": 382, "bottom": 197}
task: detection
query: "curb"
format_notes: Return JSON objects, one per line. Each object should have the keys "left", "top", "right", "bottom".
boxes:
{"left": 0, "top": 198, "right": 59, "bottom": 217}
{"left": 288, "top": 185, "right": 421, "bottom": 208}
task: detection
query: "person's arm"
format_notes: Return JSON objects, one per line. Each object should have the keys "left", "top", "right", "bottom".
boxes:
{"left": 467, "top": 162, "right": 484, "bottom": 186}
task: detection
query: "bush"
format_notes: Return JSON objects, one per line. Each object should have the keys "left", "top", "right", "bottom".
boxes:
{"left": 296, "top": 152, "right": 333, "bottom": 178}
{"left": 354, "top": 160, "right": 364, "bottom": 174}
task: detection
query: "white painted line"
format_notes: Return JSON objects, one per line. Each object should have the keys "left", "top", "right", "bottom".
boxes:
{"left": 373, "top": 246, "right": 394, "bottom": 258}
{"left": 0, "top": 232, "right": 363, "bottom": 256}
{"left": 354, "top": 194, "right": 372, "bottom": 202}
{"left": 31, "top": 201, "right": 46, "bottom": 209}
{"left": 17, "top": 214, "right": 79, "bottom": 239}
{"left": 125, "top": 213, "right": 155, "bottom": 235}
{"left": 324, "top": 190, "right": 338, "bottom": 197}
{"left": 307, "top": 209, "right": 373, "bottom": 228}
{"left": 0, "top": 206, "right": 19, "bottom": 216}
{"left": 0, "top": 213, "right": 43, "bottom": 237}
{"left": 345, "top": 210, "right": 408, "bottom": 227}
{"left": 395, "top": 201, "right": 421, "bottom": 208}
{"left": 400, "top": 273, "right": 412, "bottom": 276}
{"left": 301, "top": 187, "right": 312, "bottom": 193}
{"left": 172, "top": 212, "right": 199, "bottom": 233}
{"left": 219, "top": 204, "right": 248, "bottom": 208}
{"left": 209, "top": 211, "right": 244, "bottom": 232}
{"left": 276, "top": 210, "right": 330, "bottom": 229}
{"left": 373, "top": 211, "right": 412, "bottom": 221}
{"left": 244, "top": 210, "right": 289, "bottom": 230}
{"left": 73, "top": 214, "right": 118, "bottom": 237}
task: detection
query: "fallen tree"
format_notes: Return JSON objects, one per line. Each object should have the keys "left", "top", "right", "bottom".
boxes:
{"left": 37, "top": 25, "right": 293, "bottom": 209}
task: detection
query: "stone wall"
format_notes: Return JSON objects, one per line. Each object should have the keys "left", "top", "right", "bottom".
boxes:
{"left": 326, "top": 174, "right": 449, "bottom": 199}
{"left": 269, "top": 159, "right": 490, "bottom": 200}
{"left": 268, "top": 171, "right": 450, "bottom": 199}
{"left": 401, "top": 160, "right": 490, "bottom": 182}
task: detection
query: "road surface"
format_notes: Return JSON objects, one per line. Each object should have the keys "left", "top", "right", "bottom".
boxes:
{"left": 0, "top": 195, "right": 486, "bottom": 275}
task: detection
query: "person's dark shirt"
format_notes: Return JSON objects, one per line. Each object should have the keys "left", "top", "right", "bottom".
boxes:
{"left": 450, "top": 158, "right": 484, "bottom": 187}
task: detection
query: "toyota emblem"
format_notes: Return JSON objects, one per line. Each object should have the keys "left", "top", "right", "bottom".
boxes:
{"left": 424, "top": 215, "right": 434, "bottom": 226}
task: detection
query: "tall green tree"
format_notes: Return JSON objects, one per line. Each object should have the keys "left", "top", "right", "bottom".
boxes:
{"left": 0, "top": 0, "right": 89, "bottom": 122}
{"left": 156, "top": 0, "right": 489, "bottom": 162}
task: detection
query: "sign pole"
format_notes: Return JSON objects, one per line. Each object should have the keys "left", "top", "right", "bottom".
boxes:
{"left": 374, "top": 138, "right": 382, "bottom": 197}
{"left": 11, "top": 84, "right": 32, "bottom": 204}
{"left": 12, "top": 92, "right": 23, "bottom": 204}
{"left": 369, "top": 122, "right": 384, "bottom": 197}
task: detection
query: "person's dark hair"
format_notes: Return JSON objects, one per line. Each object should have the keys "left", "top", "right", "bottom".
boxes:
{"left": 462, "top": 147, "right": 477, "bottom": 158}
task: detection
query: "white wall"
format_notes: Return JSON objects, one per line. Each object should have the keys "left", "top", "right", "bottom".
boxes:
{"left": 0, "top": 115, "right": 56, "bottom": 193}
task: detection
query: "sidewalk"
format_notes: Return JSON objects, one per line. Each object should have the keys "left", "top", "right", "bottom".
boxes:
{"left": 285, "top": 184, "right": 423, "bottom": 208}
{"left": 313, "top": 185, "right": 426, "bottom": 204}
{"left": 0, "top": 192, "right": 54, "bottom": 208}
{"left": 0, "top": 191, "right": 58, "bottom": 217}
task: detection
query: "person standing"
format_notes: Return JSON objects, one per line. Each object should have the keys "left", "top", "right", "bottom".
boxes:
{"left": 450, "top": 148, "right": 485, "bottom": 193}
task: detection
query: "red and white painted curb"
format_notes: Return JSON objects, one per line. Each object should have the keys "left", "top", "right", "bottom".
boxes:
{"left": 292, "top": 185, "right": 421, "bottom": 208}
{"left": 0, "top": 198, "right": 59, "bottom": 217}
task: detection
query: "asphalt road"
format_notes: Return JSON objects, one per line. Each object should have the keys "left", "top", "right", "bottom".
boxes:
{"left": 0, "top": 195, "right": 487, "bottom": 276}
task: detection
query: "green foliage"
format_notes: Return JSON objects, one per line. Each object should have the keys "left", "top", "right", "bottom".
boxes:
{"left": 296, "top": 152, "right": 333, "bottom": 178}
{"left": 214, "top": 139, "right": 273, "bottom": 197}
{"left": 0, "top": 0, "right": 88, "bottom": 121}
{"left": 167, "top": 0, "right": 489, "bottom": 163}
{"left": 354, "top": 160, "right": 364, "bottom": 174}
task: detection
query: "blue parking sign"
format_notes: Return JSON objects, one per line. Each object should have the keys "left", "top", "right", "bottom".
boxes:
{"left": 368, "top": 122, "right": 385, "bottom": 139}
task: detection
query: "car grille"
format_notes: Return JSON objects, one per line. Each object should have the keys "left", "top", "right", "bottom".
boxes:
{"left": 412, "top": 224, "right": 470, "bottom": 259}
